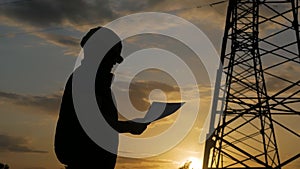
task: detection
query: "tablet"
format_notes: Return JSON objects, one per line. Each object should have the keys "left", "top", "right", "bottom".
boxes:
{"left": 136, "top": 101, "right": 185, "bottom": 123}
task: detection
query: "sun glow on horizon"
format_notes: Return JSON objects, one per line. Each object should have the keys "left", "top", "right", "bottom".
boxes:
{"left": 180, "top": 156, "right": 203, "bottom": 169}
{"left": 189, "top": 157, "right": 202, "bottom": 169}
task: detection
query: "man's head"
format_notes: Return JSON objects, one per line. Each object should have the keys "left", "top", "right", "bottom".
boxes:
{"left": 80, "top": 26, "right": 123, "bottom": 67}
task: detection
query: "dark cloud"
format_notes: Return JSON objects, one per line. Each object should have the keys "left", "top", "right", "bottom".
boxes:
{"left": 0, "top": 91, "right": 61, "bottom": 115}
{"left": 0, "top": 0, "right": 113, "bottom": 56}
{"left": 0, "top": 0, "right": 168, "bottom": 29}
{"left": 0, "top": 0, "right": 116, "bottom": 28}
{"left": 130, "top": 80, "right": 180, "bottom": 109}
{"left": 114, "top": 80, "right": 180, "bottom": 111}
{"left": 111, "top": 0, "right": 162, "bottom": 14}
{"left": 0, "top": 0, "right": 173, "bottom": 56}
{"left": 0, "top": 0, "right": 227, "bottom": 58}
{"left": 0, "top": 0, "right": 229, "bottom": 37}
{"left": 0, "top": 134, "right": 47, "bottom": 153}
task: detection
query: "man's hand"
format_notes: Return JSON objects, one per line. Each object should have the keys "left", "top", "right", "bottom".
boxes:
{"left": 128, "top": 121, "right": 149, "bottom": 135}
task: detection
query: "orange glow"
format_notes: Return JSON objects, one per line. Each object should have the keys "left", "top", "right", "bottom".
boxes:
{"left": 188, "top": 156, "right": 202, "bottom": 169}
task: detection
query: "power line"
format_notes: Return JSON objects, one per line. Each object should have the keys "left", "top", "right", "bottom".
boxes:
{"left": 167, "top": 0, "right": 227, "bottom": 13}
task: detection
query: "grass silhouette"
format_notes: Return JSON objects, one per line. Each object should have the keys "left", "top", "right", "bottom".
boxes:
{"left": 178, "top": 160, "right": 192, "bottom": 169}
{"left": 0, "top": 163, "right": 9, "bottom": 169}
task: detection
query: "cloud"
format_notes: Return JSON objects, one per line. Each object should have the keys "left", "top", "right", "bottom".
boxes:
{"left": 0, "top": 0, "right": 227, "bottom": 34}
{"left": 0, "top": 134, "right": 47, "bottom": 153}
{"left": 0, "top": 0, "right": 119, "bottom": 57}
{"left": 2, "top": 0, "right": 293, "bottom": 59}
{"left": 113, "top": 80, "right": 181, "bottom": 112}
{"left": 0, "top": 0, "right": 170, "bottom": 30}
{"left": 0, "top": 91, "right": 61, "bottom": 115}
{"left": 113, "top": 66, "right": 212, "bottom": 116}
{"left": 35, "top": 33, "right": 80, "bottom": 56}
{"left": 0, "top": 0, "right": 229, "bottom": 58}
{"left": 259, "top": 4, "right": 294, "bottom": 32}
{"left": 265, "top": 63, "right": 300, "bottom": 95}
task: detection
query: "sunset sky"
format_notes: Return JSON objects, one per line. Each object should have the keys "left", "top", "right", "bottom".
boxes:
{"left": 0, "top": 0, "right": 299, "bottom": 169}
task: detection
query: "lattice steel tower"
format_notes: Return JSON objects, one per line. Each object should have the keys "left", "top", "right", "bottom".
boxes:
{"left": 203, "top": 0, "right": 300, "bottom": 168}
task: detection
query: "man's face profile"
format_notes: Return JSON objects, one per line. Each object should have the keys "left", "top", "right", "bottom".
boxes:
{"left": 81, "top": 27, "right": 123, "bottom": 68}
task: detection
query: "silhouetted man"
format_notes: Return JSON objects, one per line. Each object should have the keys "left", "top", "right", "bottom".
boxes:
{"left": 54, "top": 27, "right": 149, "bottom": 169}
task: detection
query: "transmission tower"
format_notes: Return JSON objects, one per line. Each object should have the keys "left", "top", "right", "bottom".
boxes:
{"left": 203, "top": 0, "right": 300, "bottom": 169}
